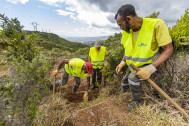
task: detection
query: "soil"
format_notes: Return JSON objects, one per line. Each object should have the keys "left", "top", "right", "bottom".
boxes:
{"left": 54, "top": 72, "right": 100, "bottom": 104}
{"left": 53, "top": 72, "right": 131, "bottom": 126}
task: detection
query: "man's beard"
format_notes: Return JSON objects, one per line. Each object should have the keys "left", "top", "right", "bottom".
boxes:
{"left": 124, "top": 20, "right": 131, "bottom": 33}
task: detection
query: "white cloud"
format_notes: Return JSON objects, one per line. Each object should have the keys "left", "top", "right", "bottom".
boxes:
{"left": 39, "top": 0, "right": 189, "bottom": 37}
{"left": 55, "top": 9, "right": 77, "bottom": 20}
{"left": 62, "top": 0, "right": 188, "bottom": 28}
{"left": 40, "top": 0, "right": 117, "bottom": 29}
{"left": 7, "top": 0, "right": 29, "bottom": 4}
{"left": 64, "top": 0, "right": 117, "bottom": 28}
{"left": 7, "top": 0, "right": 188, "bottom": 37}
{"left": 39, "top": 0, "right": 65, "bottom": 7}
{"left": 66, "top": 7, "right": 76, "bottom": 12}
{"left": 70, "top": 14, "right": 77, "bottom": 20}
{"left": 55, "top": 9, "right": 74, "bottom": 16}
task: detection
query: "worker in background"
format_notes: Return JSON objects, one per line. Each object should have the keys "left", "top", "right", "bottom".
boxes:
{"left": 89, "top": 40, "right": 108, "bottom": 89}
{"left": 52, "top": 58, "right": 93, "bottom": 93}
{"left": 115, "top": 4, "right": 174, "bottom": 110}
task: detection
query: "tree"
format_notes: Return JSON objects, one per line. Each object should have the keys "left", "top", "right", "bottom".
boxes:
{"left": 0, "top": 14, "right": 39, "bottom": 63}
{"left": 169, "top": 8, "right": 189, "bottom": 49}
{"left": 146, "top": 11, "right": 160, "bottom": 18}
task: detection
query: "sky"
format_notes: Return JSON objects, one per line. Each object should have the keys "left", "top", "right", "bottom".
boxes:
{"left": 0, "top": 0, "right": 188, "bottom": 37}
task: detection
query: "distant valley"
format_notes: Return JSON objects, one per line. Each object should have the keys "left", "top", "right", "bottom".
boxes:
{"left": 65, "top": 36, "right": 109, "bottom": 46}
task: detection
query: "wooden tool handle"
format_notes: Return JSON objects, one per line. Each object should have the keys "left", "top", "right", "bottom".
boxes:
{"left": 53, "top": 76, "right": 56, "bottom": 97}
{"left": 130, "top": 63, "right": 189, "bottom": 120}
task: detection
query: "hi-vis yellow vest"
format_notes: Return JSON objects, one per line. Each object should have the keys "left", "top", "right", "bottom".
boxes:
{"left": 65, "top": 58, "right": 89, "bottom": 78}
{"left": 90, "top": 46, "right": 107, "bottom": 69}
{"left": 122, "top": 18, "right": 160, "bottom": 70}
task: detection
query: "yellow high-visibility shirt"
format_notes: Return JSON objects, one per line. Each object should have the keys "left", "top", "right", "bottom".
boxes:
{"left": 65, "top": 58, "right": 90, "bottom": 78}
{"left": 132, "top": 19, "right": 172, "bottom": 50}
{"left": 89, "top": 46, "right": 108, "bottom": 69}
{"left": 122, "top": 18, "right": 170, "bottom": 70}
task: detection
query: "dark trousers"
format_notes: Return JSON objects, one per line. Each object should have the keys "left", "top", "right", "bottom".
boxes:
{"left": 121, "top": 68, "right": 144, "bottom": 101}
{"left": 92, "top": 68, "right": 102, "bottom": 86}
{"left": 54, "top": 68, "right": 80, "bottom": 92}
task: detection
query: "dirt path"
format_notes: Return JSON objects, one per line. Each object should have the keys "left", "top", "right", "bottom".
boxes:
{"left": 73, "top": 96, "right": 133, "bottom": 126}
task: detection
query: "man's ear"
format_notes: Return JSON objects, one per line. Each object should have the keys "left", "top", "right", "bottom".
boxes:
{"left": 126, "top": 16, "right": 131, "bottom": 22}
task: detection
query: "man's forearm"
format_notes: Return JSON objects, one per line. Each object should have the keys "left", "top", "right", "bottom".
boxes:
{"left": 57, "top": 59, "right": 69, "bottom": 70}
{"left": 122, "top": 54, "right": 126, "bottom": 61}
{"left": 152, "top": 43, "right": 174, "bottom": 67}
{"left": 121, "top": 54, "right": 126, "bottom": 63}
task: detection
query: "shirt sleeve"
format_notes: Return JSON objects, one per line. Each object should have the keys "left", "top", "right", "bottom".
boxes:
{"left": 155, "top": 19, "right": 172, "bottom": 47}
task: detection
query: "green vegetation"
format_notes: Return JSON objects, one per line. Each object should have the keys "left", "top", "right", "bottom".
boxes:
{"left": 145, "top": 11, "right": 160, "bottom": 18}
{"left": 0, "top": 13, "right": 89, "bottom": 125}
{"left": 0, "top": 8, "right": 189, "bottom": 125}
{"left": 0, "top": 14, "right": 39, "bottom": 63}
{"left": 169, "top": 8, "right": 189, "bottom": 49}
{"left": 27, "top": 31, "right": 90, "bottom": 52}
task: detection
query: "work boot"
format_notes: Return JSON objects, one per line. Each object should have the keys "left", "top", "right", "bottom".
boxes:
{"left": 127, "top": 100, "right": 144, "bottom": 111}
{"left": 72, "top": 85, "right": 79, "bottom": 93}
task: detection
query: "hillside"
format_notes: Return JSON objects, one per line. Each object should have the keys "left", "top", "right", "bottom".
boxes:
{"left": 26, "top": 31, "right": 90, "bottom": 52}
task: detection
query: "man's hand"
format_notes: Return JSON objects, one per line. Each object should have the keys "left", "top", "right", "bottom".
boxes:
{"left": 83, "top": 91, "right": 89, "bottom": 102}
{"left": 116, "top": 61, "right": 126, "bottom": 74}
{"left": 52, "top": 69, "right": 59, "bottom": 76}
{"left": 135, "top": 64, "right": 157, "bottom": 80}
{"left": 104, "top": 61, "right": 108, "bottom": 68}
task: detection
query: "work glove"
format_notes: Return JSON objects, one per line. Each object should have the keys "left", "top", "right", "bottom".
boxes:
{"left": 135, "top": 64, "right": 157, "bottom": 80}
{"left": 83, "top": 91, "right": 89, "bottom": 102}
{"left": 116, "top": 61, "right": 126, "bottom": 74}
{"left": 52, "top": 69, "right": 59, "bottom": 76}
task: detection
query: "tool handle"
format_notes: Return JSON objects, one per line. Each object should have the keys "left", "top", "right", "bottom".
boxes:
{"left": 130, "top": 63, "right": 189, "bottom": 120}
{"left": 53, "top": 76, "right": 56, "bottom": 97}
{"left": 130, "top": 63, "right": 140, "bottom": 72}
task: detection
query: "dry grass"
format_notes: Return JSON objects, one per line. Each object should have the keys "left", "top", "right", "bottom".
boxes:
{"left": 33, "top": 52, "right": 189, "bottom": 125}
{"left": 34, "top": 92, "right": 75, "bottom": 126}
{"left": 34, "top": 82, "right": 189, "bottom": 126}
{"left": 129, "top": 102, "right": 189, "bottom": 126}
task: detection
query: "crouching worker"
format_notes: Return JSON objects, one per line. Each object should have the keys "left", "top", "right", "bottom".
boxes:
{"left": 51, "top": 58, "right": 93, "bottom": 93}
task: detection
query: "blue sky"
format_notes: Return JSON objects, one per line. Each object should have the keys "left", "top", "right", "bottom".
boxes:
{"left": 0, "top": 0, "right": 188, "bottom": 37}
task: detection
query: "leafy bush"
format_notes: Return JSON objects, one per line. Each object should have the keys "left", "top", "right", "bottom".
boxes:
{"left": 0, "top": 14, "right": 51, "bottom": 125}
{"left": 75, "top": 47, "right": 90, "bottom": 55}
{"left": 104, "top": 33, "right": 124, "bottom": 79}
{"left": 169, "top": 8, "right": 189, "bottom": 49}
{"left": 0, "top": 55, "right": 51, "bottom": 125}
{"left": 0, "top": 14, "right": 39, "bottom": 63}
